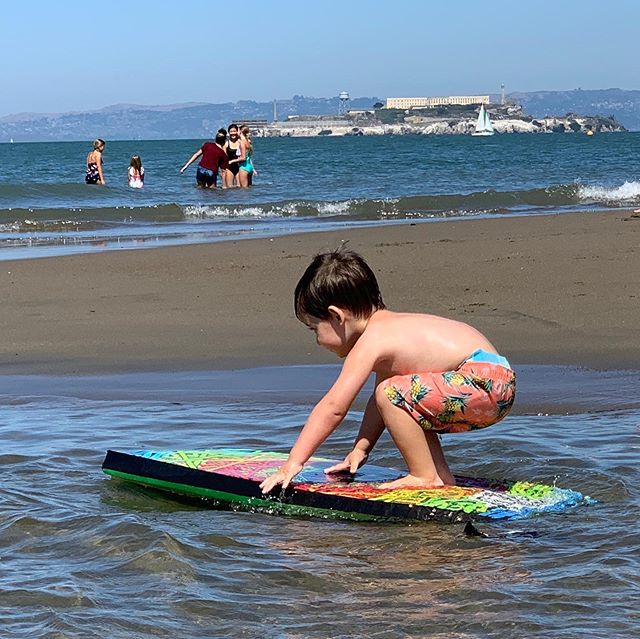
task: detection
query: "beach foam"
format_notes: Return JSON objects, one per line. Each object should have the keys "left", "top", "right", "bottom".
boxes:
{"left": 578, "top": 180, "right": 640, "bottom": 204}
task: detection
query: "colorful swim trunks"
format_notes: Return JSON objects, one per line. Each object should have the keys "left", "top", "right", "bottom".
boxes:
{"left": 382, "top": 349, "right": 516, "bottom": 433}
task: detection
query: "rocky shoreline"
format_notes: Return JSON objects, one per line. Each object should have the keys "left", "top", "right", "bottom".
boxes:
{"left": 255, "top": 105, "right": 625, "bottom": 137}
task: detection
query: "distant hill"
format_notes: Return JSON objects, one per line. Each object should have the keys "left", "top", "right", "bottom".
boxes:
{"left": 0, "top": 96, "right": 381, "bottom": 142}
{"left": 3, "top": 90, "right": 639, "bottom": 142}
{"left": 507, "top": 88, "right": 640, "bottom": 130}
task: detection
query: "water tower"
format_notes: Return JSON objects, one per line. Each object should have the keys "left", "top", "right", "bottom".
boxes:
{"left": 338, "top": 91, "right": 350, "bottom": 115}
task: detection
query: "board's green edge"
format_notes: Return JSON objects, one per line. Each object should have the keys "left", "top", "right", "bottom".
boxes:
{"left": 103, "top": 469, "right": 380, "bottom": 521}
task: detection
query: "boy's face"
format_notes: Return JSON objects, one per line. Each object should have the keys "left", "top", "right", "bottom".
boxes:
{"left": 306, "top": 307, "right": 363, "bottom": 359}
{"left": 306, "top": 316, "right": 348, "bottom": 358}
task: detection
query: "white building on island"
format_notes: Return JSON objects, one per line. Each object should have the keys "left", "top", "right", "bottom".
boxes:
{"left": 385, "top": 95, "right": 490, "bottom": 109}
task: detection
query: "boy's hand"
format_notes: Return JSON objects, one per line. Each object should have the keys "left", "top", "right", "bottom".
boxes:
{"left": 260, "top": 461, "right": 303, "bottom": 494}
{"left": 324, "top": 448, "right": 368, "bottom": 475}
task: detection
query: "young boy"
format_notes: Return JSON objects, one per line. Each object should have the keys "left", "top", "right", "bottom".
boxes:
{"left": 180, "top": 131, "right": 229, "bottom": 189}
{"left": 259, "top": 249, "right": 516, "bottom": 494}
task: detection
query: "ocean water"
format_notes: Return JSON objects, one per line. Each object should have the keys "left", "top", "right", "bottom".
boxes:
{"left": 2, "top": 133, "right": 640, "bottom": 259}
{"left": 1, "top": 365, "right": 639, "bottom": 638}
{"left": 1, "top": 133, "right": 639, "bottom": 637}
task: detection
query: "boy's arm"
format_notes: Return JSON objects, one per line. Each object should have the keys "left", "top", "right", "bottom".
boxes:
{"left": 324, "top": 391, "right": 385, "bottom": 474}
{"left": 260, "top": 338, "right": 377, "bottom": 493}
{"left": 180, "top": 149, "right": 202, "bottom": 173}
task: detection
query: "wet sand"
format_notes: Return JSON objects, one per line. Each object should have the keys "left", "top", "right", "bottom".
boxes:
{"left": 1, "top": 210, "right": 638, "bottom": 374}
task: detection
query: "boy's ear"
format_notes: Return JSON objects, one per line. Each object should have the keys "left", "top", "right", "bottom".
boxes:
{"left": 327, "top": 305, "right": 345, "bottom": 324}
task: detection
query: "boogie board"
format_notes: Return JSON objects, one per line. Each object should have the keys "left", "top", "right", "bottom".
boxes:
{"left": 102, "top": 449, "right": 589, "bottom": 524}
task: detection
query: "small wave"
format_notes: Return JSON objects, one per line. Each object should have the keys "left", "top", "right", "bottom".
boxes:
{"left": 182, "top": 200, "right": 358, "bottom": 219}
{"left": 182, "top": 204, "right": 282, "bottom": 219}
{"left": 578, "top": 181, "right": 640, "bottom": 204}
{"left": 315, "top": 200, "right": 357, "bottom": 216}
{"left": 176, "top": 188, "right": 581, "bottom": 223}
{"left": 0, "top": 219, "right": 116, "bottom": 233}
{"left": 1, "top": 182, "right": 631, "bottom": 236}
{"left": 0, "top": 204, "right": 185, "bottom": 232}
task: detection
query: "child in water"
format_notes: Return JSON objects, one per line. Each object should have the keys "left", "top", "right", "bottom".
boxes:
{"left": 260, "top": 248, "right": 516, "bottom": 494}
{"left": 180, "top": 132, "right": 229, "bottom": 189}
{"left": 128, "top": 155, "right": 144, "bottom": 189}
{"left": 85, "top": 139, "right": 106, "bottom": 185}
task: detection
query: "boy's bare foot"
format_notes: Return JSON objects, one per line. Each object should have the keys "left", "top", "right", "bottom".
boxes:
{"left": 378, "top": 473, "right": 456, "bottom": 490}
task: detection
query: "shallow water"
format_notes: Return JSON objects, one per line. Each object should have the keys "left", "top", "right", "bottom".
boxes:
{"left": 3, "top": 133, "right": 640, "bottom": 259}
{"left": 1, "top": 364, "right": 638, "bottom": 638}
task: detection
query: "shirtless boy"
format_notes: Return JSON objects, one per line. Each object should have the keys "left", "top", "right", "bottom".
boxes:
{"left": 260, "top": 249, "right": 516, "bottom": 494}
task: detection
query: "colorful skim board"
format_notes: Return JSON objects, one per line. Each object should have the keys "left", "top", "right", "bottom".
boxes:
{"left": 101, "top": 448, "right": 590, "bottom": 524}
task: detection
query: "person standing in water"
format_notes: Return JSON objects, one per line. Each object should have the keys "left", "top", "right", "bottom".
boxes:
{"left": 237, "top": 125, "right": 257, "bottom": 188}
{"left": 180, "top": 132, "right": 229, "bottom": 189}
{"left": 223, "top": 123, "right": 242, "bottom": 188}
{"left": 85, "top": 139, "right": 106, "bottom": 185}
{"left": 128, "top": 155, "right": 144, "bottom": 189}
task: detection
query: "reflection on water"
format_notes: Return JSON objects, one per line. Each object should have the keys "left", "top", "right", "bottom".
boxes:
{"left": 0, "top": 364, "right": 638, "bottom": 638}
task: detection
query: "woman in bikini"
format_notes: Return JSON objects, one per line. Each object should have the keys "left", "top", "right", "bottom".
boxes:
{"left": 85, "top": 139, "right": 106, "bottom": 185}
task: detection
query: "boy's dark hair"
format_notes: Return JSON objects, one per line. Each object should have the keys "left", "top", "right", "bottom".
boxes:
{"left": 217, "top": 128, "right": 227, "bottom": 136}
{"left": 294, "top": 249, "right": 385, "bottom": 322}
{"left": 215, "top": 132, "right": 227, "bottom": 145}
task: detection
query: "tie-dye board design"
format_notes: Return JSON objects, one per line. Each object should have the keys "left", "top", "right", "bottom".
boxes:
{"left": 102, "top": 448, "right": 590, "bottom": 524}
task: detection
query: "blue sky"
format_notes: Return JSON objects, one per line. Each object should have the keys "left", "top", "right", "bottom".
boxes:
{"left": 1, "top": 0, "right": 639, "bottom": 116}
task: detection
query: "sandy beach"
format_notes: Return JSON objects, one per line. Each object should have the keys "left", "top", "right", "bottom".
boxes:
{"left": 1, "top": 210, "right": 638, "bottom": 374}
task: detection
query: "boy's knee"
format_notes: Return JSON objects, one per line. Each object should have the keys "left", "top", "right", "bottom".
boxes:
{"left": 374, "top": 379, "right": 392, "bottom": 409}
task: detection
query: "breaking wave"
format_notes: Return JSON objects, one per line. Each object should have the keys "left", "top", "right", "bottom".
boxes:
{"left": 577, "top": 180, "right": 640, "bottom": 204}
{"left": 2, "top": 182, "right": 638, "bottom": 235}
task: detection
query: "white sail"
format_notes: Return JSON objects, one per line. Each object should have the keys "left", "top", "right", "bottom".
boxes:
{"left": 483, "top": 108, "right": 494, "bottom": 133}
{"left": 472, "top": 105, "right": 495, "bottom": 136}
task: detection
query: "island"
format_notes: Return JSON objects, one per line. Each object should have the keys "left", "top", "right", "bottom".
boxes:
{"left": 255, "top": 102, "right": 624, "bottom": 137}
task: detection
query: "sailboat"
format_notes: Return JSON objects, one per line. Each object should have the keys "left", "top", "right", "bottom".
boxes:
{"left": 472, "top": 104, "right": 494, "bottom": 136}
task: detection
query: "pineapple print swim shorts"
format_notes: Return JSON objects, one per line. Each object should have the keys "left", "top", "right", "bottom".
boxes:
{"left": 382, "top": 349, "right": 516, "bottom": 433}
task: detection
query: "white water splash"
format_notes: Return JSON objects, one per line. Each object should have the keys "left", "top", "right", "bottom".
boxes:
{"left": 578, "top": 180, "right": 640, "bottom": 203}
{"left": 182, "top": 205, "right": 280, "bottom": 219}
{"left": 315, "top": 200, "right": 356, "bottom": 216}
{"left": 181, "top": 200, "right": 358, "bottom": 220}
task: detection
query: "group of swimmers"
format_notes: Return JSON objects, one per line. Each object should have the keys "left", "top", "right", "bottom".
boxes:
{"left": 180, "top": 123, "right": 255, "bottom": 189}
{"left": 84, "top": 123, "right": 255, "bottom": 190}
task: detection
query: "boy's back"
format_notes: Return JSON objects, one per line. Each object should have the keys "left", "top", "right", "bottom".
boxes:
{"left": 355, "top": 310, "right": 497, "bottom": 380}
